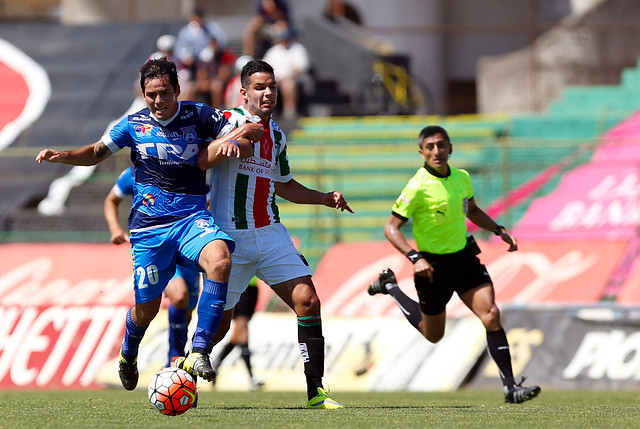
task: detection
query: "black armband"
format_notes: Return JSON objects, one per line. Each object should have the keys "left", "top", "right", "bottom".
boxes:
{"left": 493, "top": 225, "right": 506, "bottom": 236}
{"left": 406, "top": 249, "right": 423, "bottom": 264}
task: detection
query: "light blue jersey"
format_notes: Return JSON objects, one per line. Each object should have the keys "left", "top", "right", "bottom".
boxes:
{"left": 113, "top": 166, "right": 135, "bottom": 198}
{"left": 103, "top": 101, "right": 234, "bottom": 303}
{"left": 103, "top": 101, "right": 234, "bottom": 231}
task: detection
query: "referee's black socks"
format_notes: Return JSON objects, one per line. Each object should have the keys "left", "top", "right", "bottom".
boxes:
{"left": 386, "top": 284, "right": 422, "bottom": 331}
{"left": 486, "top": 328, "right": 516, "bottom": 388}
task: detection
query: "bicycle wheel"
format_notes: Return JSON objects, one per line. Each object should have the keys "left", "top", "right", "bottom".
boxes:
{"left": 351, "top": 73, "right": 393, "bottom": 116}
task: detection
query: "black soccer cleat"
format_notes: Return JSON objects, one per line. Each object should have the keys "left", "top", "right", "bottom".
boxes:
{"left": 368, "top": 268, "right": 397, "bottom": 295}
{"left": 175, "top": 352, "right": 217, "bottom": 383}
{"left": 118, "top": 349, "right": 139, "bottom": 391}
{"left": 505, "top": 377, "right": 541, "bottom": 403}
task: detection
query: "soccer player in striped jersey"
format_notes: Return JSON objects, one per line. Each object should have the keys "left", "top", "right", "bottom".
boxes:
{"left": 368, "top": 125, "right": 541, "bottom": 404}
{"left": 199, "top": 59, "right": 352, "bottom": 408}
{"left": 36, "top": 58, "right": 262, "bottom": 391}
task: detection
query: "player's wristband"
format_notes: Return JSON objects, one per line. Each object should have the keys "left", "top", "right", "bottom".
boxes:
{"left": 493, "top": 225, "right": 506, "bottom": 236}
{"left": 227, "top": 139, "right": 241, "bottom": 148}
{"left": 406, "top": 249, "right": 423, "bottom": 264}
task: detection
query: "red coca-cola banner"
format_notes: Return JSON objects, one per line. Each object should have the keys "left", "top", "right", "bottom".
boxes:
{"left": 0, "top": 239, "right": 633, "bottom": 389}
{"left": 0, "top": 243, "right": 133, "bottom": 389}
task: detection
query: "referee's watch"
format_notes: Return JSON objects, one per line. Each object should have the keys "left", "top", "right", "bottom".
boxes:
{"left": 493, "top": 225, "right": 506, "bottom": 236}
{"left": 406, "top": 249, "right": 423, "bottom": 264}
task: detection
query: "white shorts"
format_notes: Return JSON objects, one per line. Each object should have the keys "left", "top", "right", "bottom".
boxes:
{"left": 225, "top": 223, "right": 312, "bottom": 310}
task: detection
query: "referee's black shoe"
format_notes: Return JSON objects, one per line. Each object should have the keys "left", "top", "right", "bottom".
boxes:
{"left": 368, "top": 268, "right": 397, "bottom": 295}
{"left": 505, "top": 378, "right": 541, "bottom": 403}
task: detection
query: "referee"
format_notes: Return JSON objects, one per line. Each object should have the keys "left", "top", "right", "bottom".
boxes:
{"left": 369, "top": 125, "right": 540, "bottom": 404}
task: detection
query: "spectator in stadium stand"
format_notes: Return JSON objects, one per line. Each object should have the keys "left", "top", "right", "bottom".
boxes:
{"left": 367, "top": 125, "right": 542, "bottom": 404}
{"left": 148, "top": 34, "right": 195, "bottom": 102}
{"left": 323, "top": 0, "right": 362, "bottom": 24}
{"left": 262, "top": 26, "right": 311, "bottom": 120}
{"left": 211, "top": 277, "right": 265, "bottom": 390}
{"left": 243, "top": 0, "right": 290, "bottom": 58}
{"left": 103, "top": 166, "right": 201, "bottom": 368}
{"left": 199, "top": 59, "right": 352, "bottom": 409}
{"left": 194, "top": 34, "right": 237, "bottom": 108}
{"left": 174, "top": 9, "right": 228, "bottom": 101}
{"left": 36, "top": 57, "right": 263, "bottom": 391}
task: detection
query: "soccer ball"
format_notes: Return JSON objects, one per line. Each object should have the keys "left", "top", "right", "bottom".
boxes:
{"left": 148, "top": 367, "right": 197, "bottom": 416}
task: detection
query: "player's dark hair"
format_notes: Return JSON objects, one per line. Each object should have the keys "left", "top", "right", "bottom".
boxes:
{"left": 139, "top": 58, "right": 179, "bottom": 93}
{"left": 240, "top": 59, "right": 274, "bottom": 88}
{"left": 418, "top": 125, "right": 450, "bottom": 147}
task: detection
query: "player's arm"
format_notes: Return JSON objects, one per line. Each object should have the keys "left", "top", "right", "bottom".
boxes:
{"left": 35, "top": 140, "right": 112, "bottom": 165}
{"left": 275, "top": 179, "right": 354, "bottom": 213}
{"left": 197, "top": 123, "right": 263, "bottom": 169}
{"left": 103, "top": 188, "right": 128, "bottom": 245}
{"left": 466, "top": 197, "right": 517, "bottom": 251}
{"left": 384, "top": 213, "right": 433, "bottom": 280}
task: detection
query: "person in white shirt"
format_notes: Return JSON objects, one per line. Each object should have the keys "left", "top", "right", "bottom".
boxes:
{"left": 262, "top": 27, "right": 311, "bottom": 119}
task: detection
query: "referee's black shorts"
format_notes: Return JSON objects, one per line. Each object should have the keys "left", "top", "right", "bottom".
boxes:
{"left": 233, "top": 285, "right": 259, "bottom": 319}
{"left": 414, "top": 238, "right": 492, "bottom": 316}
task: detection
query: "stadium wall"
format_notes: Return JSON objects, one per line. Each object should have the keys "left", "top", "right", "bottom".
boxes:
{"left": 478, "top": 0, "right": 640, "bottom": 113}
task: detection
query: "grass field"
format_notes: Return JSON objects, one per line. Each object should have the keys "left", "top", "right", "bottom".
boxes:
{"left": 1, "top": 389, "right": 639, "bottom": 429}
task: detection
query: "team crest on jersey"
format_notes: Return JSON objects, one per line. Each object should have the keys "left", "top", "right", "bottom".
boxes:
{"left": 134, "top": 124, "right": 153, "bottom": 137}
{"left": 195, "top": 218, "right": 211, "bottom": 229}
{"left": 142, "top": 194, "right": 155, "bottom": 205}
{"left": 181, "top": 126, "right": 197, "bottom": 143}
{"left": 398, "top": 194, "right": 411, "bottom": 205}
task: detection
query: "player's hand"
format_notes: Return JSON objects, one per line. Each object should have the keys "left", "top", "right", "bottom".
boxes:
{"left": 216, "top": 140, "right": 242, "bottom": 158}
{"left": 242, "top": 123, "right": 264, "bottom": 143}
{"left": 499, "top": 231, "right": 518, "bottom": 252}
{"left": 36, "top": 149, "right": 63, "bottom": 163}
{"left": 413, "top": 258, "right": 434, "bottom": 282}
{"left": 325, "top": 191, "right": 354, "bottom": 213}
{"left": 110, "top": 230, "right": 129, "bottom": 245}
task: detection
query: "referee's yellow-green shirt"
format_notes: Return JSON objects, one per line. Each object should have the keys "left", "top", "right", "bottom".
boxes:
{"left": 392, "top": 166, "right": 473, "bottom": 255}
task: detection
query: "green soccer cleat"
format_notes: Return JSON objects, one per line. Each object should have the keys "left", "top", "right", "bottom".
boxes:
{"left": 174, "top": 352, "right": 217, "bottom": 382}
{"left": 307, "top": 387, "right": 344, "bottom": 409}
{"left": 368, "top": 268, "right": 397, "bottom": 296}
{"left": 118, "top": 349, "right": 139, "bottom": 391}
{"left": 505, "top": 377, "right": 541, "bottom": 403}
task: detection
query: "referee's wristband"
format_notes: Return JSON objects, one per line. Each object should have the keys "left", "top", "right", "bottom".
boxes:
{"left": 493, "top": 225, "right": 506, "bottom": 236}
{"left": 406, "top": 249, "right": 423, "bottom": 264}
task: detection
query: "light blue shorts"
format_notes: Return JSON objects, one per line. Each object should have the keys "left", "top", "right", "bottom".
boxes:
{"left": 130, "top": 211, "right": 234, "bottom": 304}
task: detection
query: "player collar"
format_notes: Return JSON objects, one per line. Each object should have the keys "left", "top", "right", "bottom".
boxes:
{"left": 238, "top": 106, "right": 269, "bottom": 124}
{"left": 423, "top": 163, "right": 451, "bottom": 178}
{"left": 150, "top": 101, "right": 181, "bottom": 126}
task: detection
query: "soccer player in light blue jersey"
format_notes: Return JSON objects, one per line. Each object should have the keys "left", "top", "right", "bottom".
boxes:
{"left": 37, "top": 58, "right": 262, "bottom": 391}
{"left": 104, "top": 166, "right": 201, "bottom": 368}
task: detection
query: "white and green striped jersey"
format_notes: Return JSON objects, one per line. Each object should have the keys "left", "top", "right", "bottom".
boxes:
{"left": 208, "top": 106, "right": 292, "bottom": 230}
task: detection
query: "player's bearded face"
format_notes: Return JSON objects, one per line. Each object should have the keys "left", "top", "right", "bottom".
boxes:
{"left": 143, "top": 76, "right": 180, "bottom": 121}
{"left": 242, "top": 72, "right": 277, "bottom": 119}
